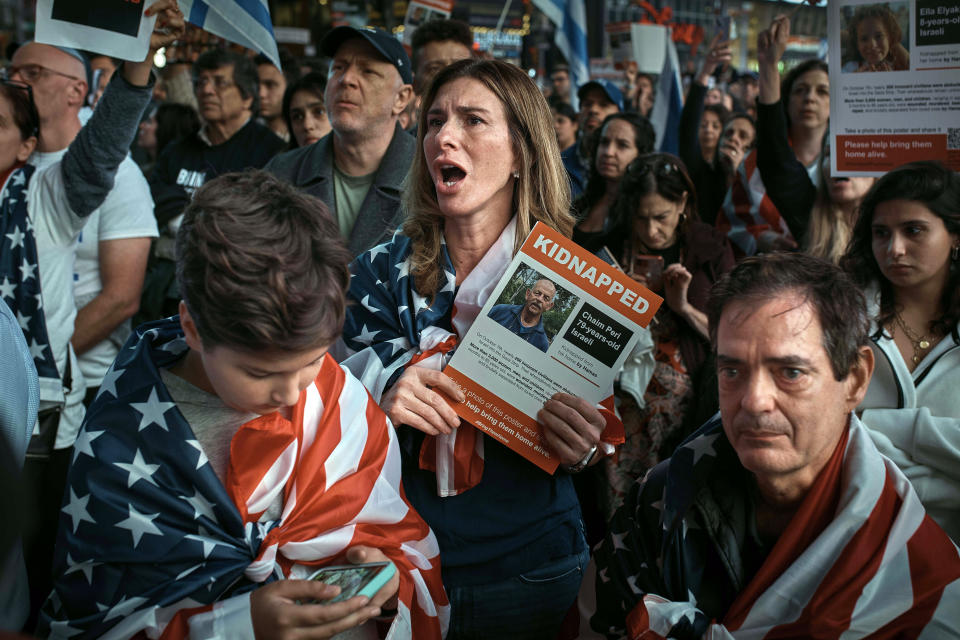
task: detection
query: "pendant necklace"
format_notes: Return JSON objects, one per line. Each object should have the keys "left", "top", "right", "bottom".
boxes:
{"left": 894, "top": 311, "right": 934, "bottom": 364}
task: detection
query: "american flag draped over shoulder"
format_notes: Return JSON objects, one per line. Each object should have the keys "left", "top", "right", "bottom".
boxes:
{"left": 0, "top": 164, "right": 61, "bottom": 389}
{"left": 588, "top": 414, "right": 960, "bottom": 639}
{"left": 714, "top": 151, "right": 797, "bottom": 258}
{"left": 40, "top": 317, "right": 449, "bottom": 640}
{"left": 341, "top": 219, "right": 623, "bottom": 497}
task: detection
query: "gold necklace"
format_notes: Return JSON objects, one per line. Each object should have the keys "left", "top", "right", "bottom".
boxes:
{"left": 894, "top": 312, "right": 934, "bottom": 364}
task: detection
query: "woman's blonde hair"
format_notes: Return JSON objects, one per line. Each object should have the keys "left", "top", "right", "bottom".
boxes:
{"left": 403, "top": 59, "right": 574, "bottom": 297}
{"left": 806, "top": 144, "right": 869, "bottom": 264}
{"left": 806, "top": 201, "right": 853, "bottom": 265}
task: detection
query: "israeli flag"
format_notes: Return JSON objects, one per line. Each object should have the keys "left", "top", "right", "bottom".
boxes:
{"left": 177, "top": 0, "right": 281, "bottom": 69}
{"left": 650, "top": 31, "right": 683, "bottom": 154}
{"left": 533, "top": 0, "right": 589, "bottom": 110}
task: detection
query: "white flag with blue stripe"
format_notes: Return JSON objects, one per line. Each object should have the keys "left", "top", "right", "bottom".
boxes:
{"left": 532, "top": 0, "right": 589, "bottom": 110}
{"left": 649, "top": 28, "right": 683, "bottom": 154}
{"left": 177, "top": 0, "right": 281, "bottom": 69}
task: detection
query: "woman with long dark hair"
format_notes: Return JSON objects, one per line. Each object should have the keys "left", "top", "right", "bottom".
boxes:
{"left": 679, "top": 34, "right": 757, "bottom": 224}
{"left": 841, "top": 160, "right": 960, "bottom": 540}
{"left": 601, "top": 153, "right": 734, "bottom": 516}
{"left": 281, "top": 71, "right": 330, "bottom": 148}
{"left": 572, "top": 112, "right": 654, "bottom": 251}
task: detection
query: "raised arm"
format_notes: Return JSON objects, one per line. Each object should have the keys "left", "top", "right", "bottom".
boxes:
{"left": 60, "top": 0, "right": 184, "bottom": 218}
{"left": 754, "top": 15, "right": 815, "bottom": 244}
{"left": 679, "top": 34, "right": 731, "bottom": 170}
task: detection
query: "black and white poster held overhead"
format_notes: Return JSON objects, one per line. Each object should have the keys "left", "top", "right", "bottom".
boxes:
{"left": 36, "top": 0, "right": 158, "bottom": 61}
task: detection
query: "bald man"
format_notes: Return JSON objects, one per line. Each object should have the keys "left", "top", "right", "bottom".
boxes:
{"left": 9, "top": 43, "right": 89, "bottom": 152}
{"left": 489, "top": 279, "right": 557, "bottom": 353}
{"left": 8, "top": 42, "right": 156, "bottom": 525}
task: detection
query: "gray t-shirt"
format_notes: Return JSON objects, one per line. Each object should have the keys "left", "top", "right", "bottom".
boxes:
{"left": 333, "top": 165, "right": 375, "bottom": 240}
{"left": 160, "top": 368, "right": 283, "bottom": 521}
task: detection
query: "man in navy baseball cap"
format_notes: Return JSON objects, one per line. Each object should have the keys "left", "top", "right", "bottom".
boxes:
{"left": 321, "top": 26, "right": 413, "bottom": 84}
{"left": 266, "top": 26, "right": 415, "bottom": 255}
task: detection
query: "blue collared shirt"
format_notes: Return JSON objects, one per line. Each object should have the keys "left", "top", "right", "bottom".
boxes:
{"left": 488, "top": 304, "right": 551, "bottom": 353}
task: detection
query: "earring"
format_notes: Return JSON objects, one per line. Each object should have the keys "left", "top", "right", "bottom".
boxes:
{"left": 953, "top": 244, "right": 959, "bottom": 261}
{"left": 512, "top": 171, "right": 519, "bottom": 179}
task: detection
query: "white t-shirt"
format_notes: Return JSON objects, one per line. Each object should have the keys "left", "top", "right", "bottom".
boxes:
{"left": 23, "top": 156, "right": 87, "bottom": 448}
{"left": 32, "top": 150, "right": 156, "bottom": 391}
{"left": 28, "top": 150, "right": 155, "bottom": 447}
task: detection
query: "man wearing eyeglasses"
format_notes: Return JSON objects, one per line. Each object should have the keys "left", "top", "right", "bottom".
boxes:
{"left": 148, "top": 49, "right": 286, "bottom": 317}
{"left": 8, "top": 43, "right": 89, "bottom": 152}
{"left": 8, "top": 43, "right": 158, "bottom": 446}
{"left": 151, "top": 50, "right": 286, "bottom": 219}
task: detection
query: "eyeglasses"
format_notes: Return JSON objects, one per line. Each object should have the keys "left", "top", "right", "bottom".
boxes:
{"left": 0, "top": 79, "right": 40, "bottom": 138}
{"left": 3, "top": 63, "right": 83, "bottom": 84}
{"left": 193, "top": 75, "right": 236, "bottom": 92}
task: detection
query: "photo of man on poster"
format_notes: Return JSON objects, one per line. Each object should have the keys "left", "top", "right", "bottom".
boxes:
{"left": 489, "top": 276, "right": 558, "bottom": 353}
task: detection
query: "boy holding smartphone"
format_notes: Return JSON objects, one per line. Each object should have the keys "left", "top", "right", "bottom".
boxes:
{"left": 41, "top": 171, "right": 448, "bottom": 640}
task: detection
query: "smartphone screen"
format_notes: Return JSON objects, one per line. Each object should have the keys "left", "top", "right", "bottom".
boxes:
{"left": 714, "top": 0, "right": 731, "bottom": 41}
{"left": 714, "top": 15, "right": 732, "bottom": 41}
{"left": 308, "top": 561, "right": 394, "bottom": 604}
{"left": 631, "top": 254, "right": 664, "bottom": 291}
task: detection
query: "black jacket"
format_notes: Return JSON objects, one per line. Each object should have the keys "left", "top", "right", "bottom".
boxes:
{"left": 149, "top": 119, "right": 286, "bottom": 226}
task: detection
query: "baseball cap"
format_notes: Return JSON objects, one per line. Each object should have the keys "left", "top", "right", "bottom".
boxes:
{"left": 731, "top": 68, "right": 759, "bottom": 83}
{"left": 577, "top": 78, "right": 624, "bottom": 111}
{"left": 321, "top": 26, "right": 413, "bottom": 85}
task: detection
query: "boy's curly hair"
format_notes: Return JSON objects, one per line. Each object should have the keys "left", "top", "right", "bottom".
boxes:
{"left": 176, "top": 170, "right": 352, "bottom": 352}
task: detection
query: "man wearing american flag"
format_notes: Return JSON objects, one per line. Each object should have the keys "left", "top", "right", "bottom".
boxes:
{"left": 40, "top": 170, "right": 448, "bottom": 639}
{"left": 589, "top": 253, "right": 960, "bottom": 638}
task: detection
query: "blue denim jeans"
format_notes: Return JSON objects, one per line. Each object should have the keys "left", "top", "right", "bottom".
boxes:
{"left": 445, "top": 547, "right": 590, "bottom": 640}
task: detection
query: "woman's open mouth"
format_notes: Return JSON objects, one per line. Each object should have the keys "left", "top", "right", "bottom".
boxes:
{"left": 440, "top": 165, "right": 466, "bottom": 187}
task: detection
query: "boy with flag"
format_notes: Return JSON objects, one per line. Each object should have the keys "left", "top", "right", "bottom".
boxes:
{"left": 40, "top": 170, "right": 448, "bottom": 639}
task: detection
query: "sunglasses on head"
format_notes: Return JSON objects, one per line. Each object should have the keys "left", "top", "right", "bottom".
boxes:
{"left": 628, "top": 157, "right": 680, "bottom": 178}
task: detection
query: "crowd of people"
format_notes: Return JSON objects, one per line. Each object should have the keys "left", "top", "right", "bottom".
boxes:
{"left": 1, "top": 1, "right": 958, "bottom": 639}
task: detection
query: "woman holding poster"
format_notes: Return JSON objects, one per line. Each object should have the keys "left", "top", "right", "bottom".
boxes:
{"left": 341, "top": 59, "right": 624, "bottom": 639}
{"left": 602, "top": 154, "right": 734, "bottom": 516}
{"left": 841, "top": 161, "right": 960, "bottom": 540}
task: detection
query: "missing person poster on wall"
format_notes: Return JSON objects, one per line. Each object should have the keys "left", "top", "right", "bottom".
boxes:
{"left": 403, "top": 0, "right": 454, "bottom": 45}
{"left": 829, "top": 0, "right": 960, "bottom": 175}
{"left": 443, "top": 222, "right": 662, "bottom": 473}
{"left": 35, "top": 0, "right": 157, "bottom": 61}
